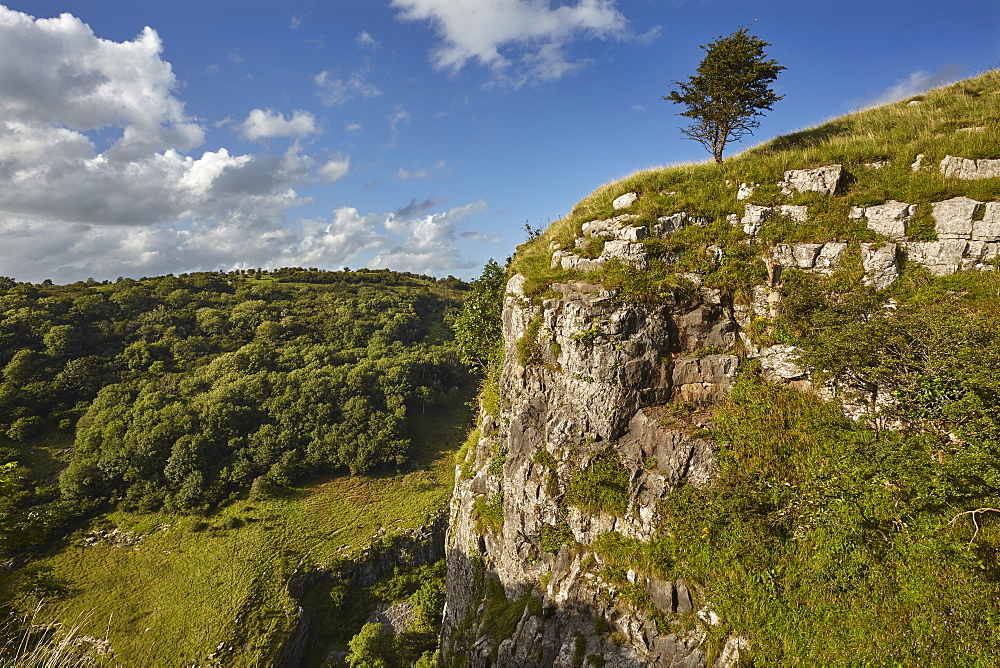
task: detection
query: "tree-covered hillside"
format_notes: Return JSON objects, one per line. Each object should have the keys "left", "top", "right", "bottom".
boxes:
{"left": 0, "top": 268, "right": 471, "bottom": 554}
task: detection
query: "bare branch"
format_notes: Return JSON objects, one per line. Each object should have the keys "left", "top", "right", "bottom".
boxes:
{"left": 948, "top": 507, "right": 1000, "bottom": 544}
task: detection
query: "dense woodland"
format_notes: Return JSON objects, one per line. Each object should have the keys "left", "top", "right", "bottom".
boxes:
{"left": 0, "top": 268, "right": 472, "bottom": 555}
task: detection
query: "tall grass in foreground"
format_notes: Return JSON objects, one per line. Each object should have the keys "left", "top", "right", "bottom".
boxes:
{"left": 0, "top": 605, "right": 106, "bottom": 667}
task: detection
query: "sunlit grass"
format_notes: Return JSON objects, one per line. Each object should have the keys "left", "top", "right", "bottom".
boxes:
{"left": 9, "top": 386, "right": 474, "bottom": 665}
{"left": 513, "top": 70, "right": 1000, "bottom": 297}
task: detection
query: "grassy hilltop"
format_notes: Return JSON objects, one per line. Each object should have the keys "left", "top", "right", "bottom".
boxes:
{"left": 501, "top": 71, "right": 1000, "bottom": 663}
{"left": 515, "top": 69, "right": 1000, "bottom": 297}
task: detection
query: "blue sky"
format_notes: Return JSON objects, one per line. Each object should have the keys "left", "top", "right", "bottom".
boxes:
{"left": 1, "top": 0, "right": 997, "bottom": 283}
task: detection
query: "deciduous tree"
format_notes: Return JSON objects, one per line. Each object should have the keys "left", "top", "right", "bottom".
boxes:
{"left": 665, "top": 27, "right": 785, "bottom": 163}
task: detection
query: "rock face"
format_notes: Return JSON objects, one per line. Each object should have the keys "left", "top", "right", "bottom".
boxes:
{"left": 771, "top": 241, "right": 847, "bottom": 274}
{"left": 861, "top": 243, "right": 900, "bottom": 289}
{"left": 613, "top": 192, "right": 639, "bottom": 210}
{"left": 442, "top": 275, "right": 745, "bottom": 666}
{"left": 933, "top": 196, "right": 983, "bottom": 239}
{"left": 735, "top": 203, "right": 807, "bottom": 236}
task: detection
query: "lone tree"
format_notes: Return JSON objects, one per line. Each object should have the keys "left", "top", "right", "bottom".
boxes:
{"left": 664, "top": 27, "right": 785, "bottom": 164}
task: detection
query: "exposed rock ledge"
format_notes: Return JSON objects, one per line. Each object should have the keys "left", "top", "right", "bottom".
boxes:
{"left": 443, "top": 276, "right": 748, "bottom": 666}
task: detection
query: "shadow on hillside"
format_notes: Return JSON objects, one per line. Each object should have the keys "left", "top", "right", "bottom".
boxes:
{"left": 761, "top": 120, "right": 852, "bottom": 153}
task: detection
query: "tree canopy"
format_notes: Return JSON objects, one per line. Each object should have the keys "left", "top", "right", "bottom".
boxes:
{"left": 451, "top": 259, "right": 506, "bottom": 371}
{"left": 0, "top": 268, "right": 474, "bottom": 541}
{"left": 665, "top": 27, "right": 785, "bottom": 163}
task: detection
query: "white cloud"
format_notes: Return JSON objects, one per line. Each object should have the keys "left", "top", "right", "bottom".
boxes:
{"left": 345, "top": 122, "right": 364, "bottom": 133}
{"left": 387, "top": 105, "right": 410, "bottom": 146}
{"left": 391, "top": 0, "right": 632, "bottom": 84}
{"left": 287, "top": 198, "right": 488, "bottom": 275}
{"left": 319, "top": 154, "right": 351, "bottom": 182}
{"left": 864, "top": 65, "right": 962, "bottom": 107}
{"left": 372, "top": 199, "right": 487, "bottom": 273}
{"left": 397, "top": 159, "right": 446, "bottom": 180}
{"left": 0, "top": 8, "right": 204, "bottom": 157}
{"left": 0, "top": 7, "right": 489, "bottom": 282}
{"left": 314, "top": 70, "right": 381, "bottom": 106}
{"left": 0, "top": 190, "right": 490, "bottom": 282}
{"left": 356, "top": 31, "right": 379, "bottom": 48}
{"left": 0, "top": 7, "right": 315, "bottom": 279}
{"left": 240, "top": 108, "right": 320, "bottom": 141}
{"left": 290, "top": 15, "right": 302, "bottom": 29}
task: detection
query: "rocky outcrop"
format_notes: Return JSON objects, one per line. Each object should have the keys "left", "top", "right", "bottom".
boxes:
{"left": 732, "top": 203, "right": 807, "bottom": 236}
{"left": 271, "top": 512, "right": 448, "bottom": 668}
{"left": 778, "top": 164, "right": 842, "bottom": 195}
{"left": 849, "top": 200, "right": 916, "bottom": 238}
{"left": 861, "top": 243, "right": 901, "bottom": 289}
{"left": 614, "top": 192, "right": 639, "bottom": 210}
{"left": 446, "top": 154, "right": 1000, "bottom": 666}
{"left": 443, "top": 275, "right": 745, "bottom": 666}
{"left": 940, "top": 155, "right": 1000, "bottom": 180}
{"left": 771, "top": 241, "right": 847, "bottom": 274}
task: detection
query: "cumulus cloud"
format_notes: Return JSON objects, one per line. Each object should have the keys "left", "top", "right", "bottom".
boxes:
{"left": 863, "top": 65, "right": 962, "bottom": 107}
{"left": 0, "top": 7, "right": 294, "bottom": 228}
{"left": 0, "top": 7, "right": 489, "bottom": 283}
{"left": 294, "top": 198, "right": 488, "bottom": 275}
{"left": 240, "top": 108, "right": 320, "bottom": 140}
{"left": 372, "top": 199, "right": 487, "bottom": 273}
{"left": 314, "top": 70, "right": 381, "bottom": 105}
{"left": 2, "top": 190, "right": 490, "bottom": 282}
{"left": 391, "top": 0, "right": 633, "bottom": 84}
{"left": 319, "top": 154, "right": 351, "bottom": 182}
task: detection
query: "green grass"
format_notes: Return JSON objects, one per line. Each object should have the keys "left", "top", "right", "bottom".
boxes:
{"left": 481, "top": 579, "right": 542, "bottom": 652}
{"left": 511, "top": 70, "right": 1000, "bottom": 298}
{"left": 656, "top": 371, "right": 1000, "bottom": 663}
{"left": 14, "top": 470, "right": 452, "bottom": 665}
{"left": 472, "top": 492, "right": 504, "bottom": 534}
{"left": 564, "top": 448, "right": 629, "bottom": 516}
{"left": 7, "top": 385, "right": 475, "bottom": 666}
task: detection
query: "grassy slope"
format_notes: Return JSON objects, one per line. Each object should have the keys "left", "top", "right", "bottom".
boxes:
{"left": 10, "top": 381, "right": 473, "bottom": 666}
{"left": 513, "top": 70, "right": 1000, "bottom": 297}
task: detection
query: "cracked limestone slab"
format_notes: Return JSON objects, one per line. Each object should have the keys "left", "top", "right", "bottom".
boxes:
{"left": 861, "top": 243, "right": 900, "bottom": 289}
{"left": 778, "top": 164, "right": 842, "bottom": 195}
{"left": 933, "top": 197, "right": 982, "bottom": 239}
{"left": 850, "top": 200, "right": 916, "bottom": 240}
{"left": 613, "top": 192, "right": 639, "bottom": 209}
{"left": 901, "top": 240, "right": 969, "bottom": 276}
{"left": 940, "top": 155, "right": 1000, "bottom": 180}
{"left": 581, "top": 214, "right": 641, "bottom": 240}
{"left": 814, "top": 242, "right": 848, "bottom": 274}
{"left": 972, "top": 202, "right": 1000, "bottom": 242}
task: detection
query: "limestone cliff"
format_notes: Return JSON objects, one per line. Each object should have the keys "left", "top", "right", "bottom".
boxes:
{"left": 442, "top": 72, "right": 1000, "bottom": 666}
{"left": 442, "top": 273, "right": 742, "bottom": 666}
